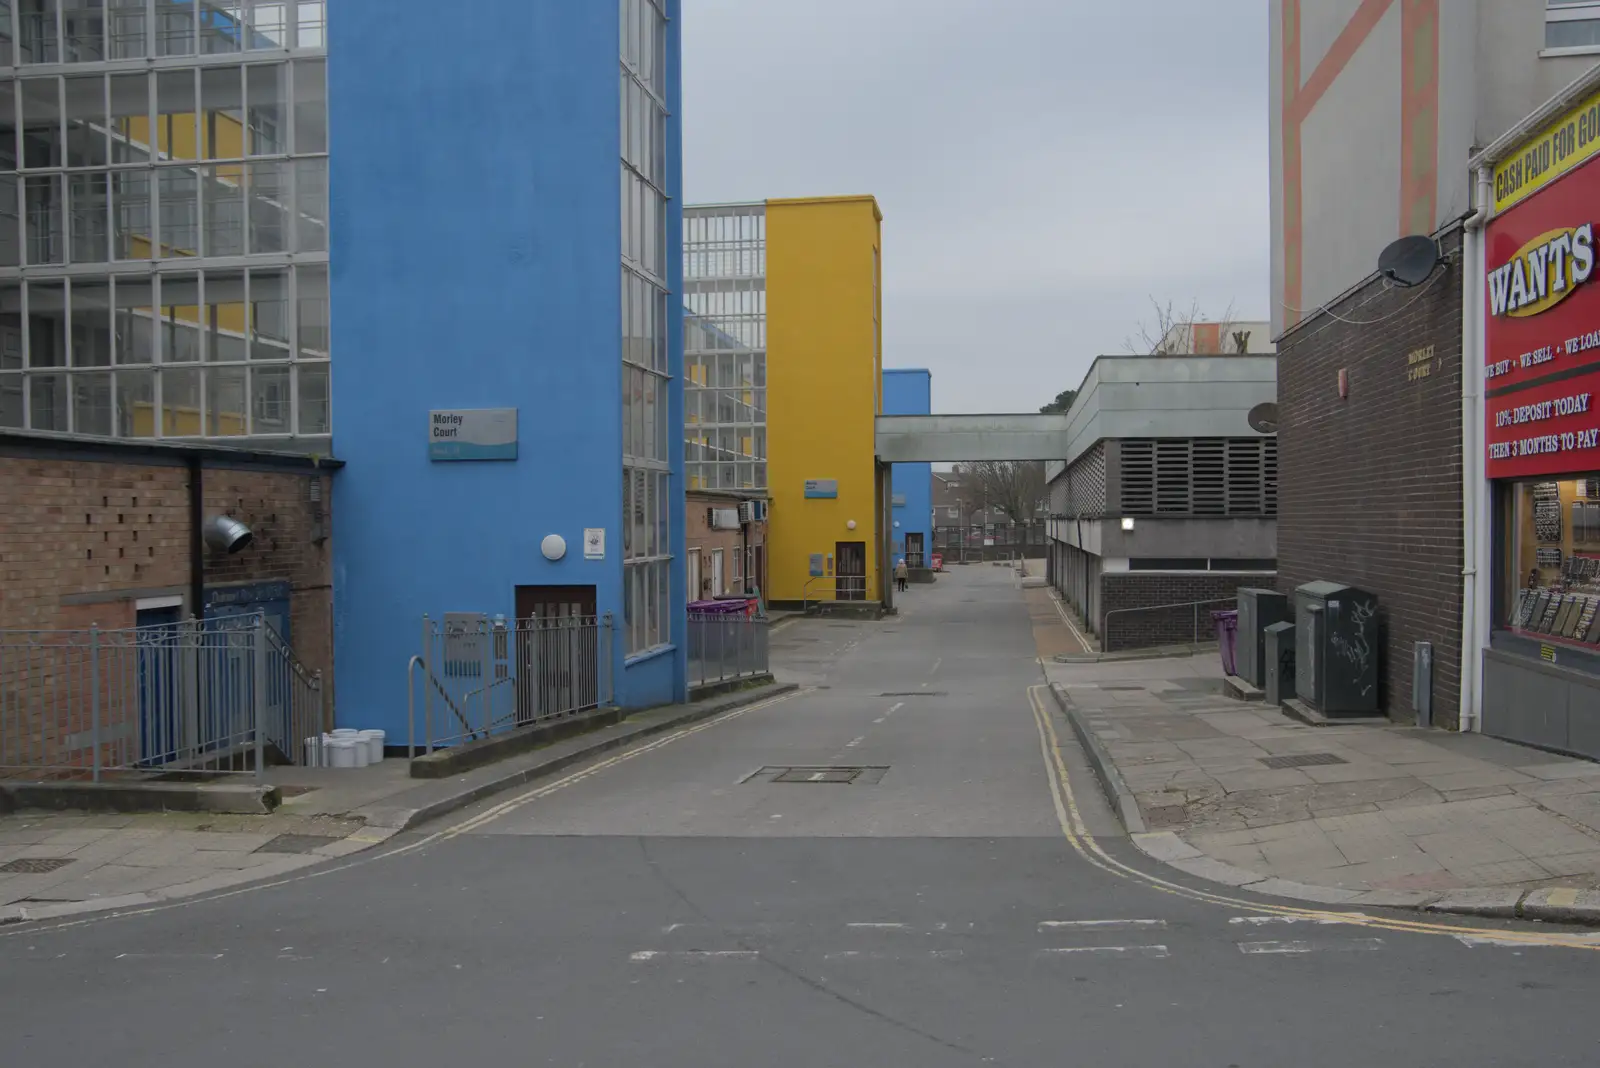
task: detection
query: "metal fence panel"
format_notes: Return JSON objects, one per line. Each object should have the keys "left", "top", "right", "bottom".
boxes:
{"left": 687, "top": 613, "right": 769, "bottom": 687}
{"left": 0, "top": 614, "right": 323, "bottom": 781}
{"left": 409, "top": 614, "right": 615, "bottom": 755}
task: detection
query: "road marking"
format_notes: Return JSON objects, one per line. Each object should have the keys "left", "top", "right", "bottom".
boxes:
{"left": 929, "top": 658, "right": 942, "bottom": 674}
{"left": 845, "top": 736, "right": 864, "bottom": 749}
{"left": 1237, "top": 939, "right": 1385, "bottom": 955}
{"left": 846, "top": 922, "right": 910, "bottom": 930}
{"left": 1456, "top": 933, "right": 1600, "bottom": 948}
{"left": 1039, "top": 919, "right": 1166, "bottom": 931}
{"left": 887, "top": 702, "right": 904, "bottom": 714}
{"left": 1025, "top": 685, "right": 1600, "bottom": 952}
{"left": 1037, "top": 945, "right": 1170, "bottom": 959}
{"left": 807, "top": 771, "right": 826, "bottom": 782}
{"left": 1229, "top": 915, "right": 1361, "bottom": 926}
{"left": 873, "top": 717, "right": 886, "bottom": 724}
{"left": 114, "top": 952, "right": 225, "bottom": 960}
{"left": 824, "top": 949, "right": 965, "bottom": 961}
{"left": 630, "top": 950, "right": 758, "bottom": 963}
{"left": 1045, "top": 588, "right": 1094, "bottom": 653}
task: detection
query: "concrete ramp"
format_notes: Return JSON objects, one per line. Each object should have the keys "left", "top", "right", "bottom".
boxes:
{"left": 875, "top": 414, "right": 1070, "bottom": 463}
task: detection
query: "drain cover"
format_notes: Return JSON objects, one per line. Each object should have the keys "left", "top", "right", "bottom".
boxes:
{"left": 1260, "top": 752, "right": 1348, "bottom": 769}
{"left": 878, "top": 691, "right": 947, "bottom": 697}
{"left": 254, "top": 834, "right": 341, "bottom": 855}
{"left": 745, "top": 766, "right": 889, "bottom": 785}
{"left": 0, "top": 857, "right": 73, "bottom": 874}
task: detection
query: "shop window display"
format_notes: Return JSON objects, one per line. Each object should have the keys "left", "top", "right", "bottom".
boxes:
{"left": 1505, "top": 479, "right": 1600, "bottom": 645}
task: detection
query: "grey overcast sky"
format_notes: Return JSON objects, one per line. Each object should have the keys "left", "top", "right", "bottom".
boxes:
{"left": 681, "top": 0, "right": 1270, "bottom": 415}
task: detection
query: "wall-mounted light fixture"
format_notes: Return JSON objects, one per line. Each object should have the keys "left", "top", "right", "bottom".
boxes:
{"left": 1121, "top": 517, "right": 1136, "bottom": 532}
{"left": 541, "top": 534, "right": 567, "bottom": 561}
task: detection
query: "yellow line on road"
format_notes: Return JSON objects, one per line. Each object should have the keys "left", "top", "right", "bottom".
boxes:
{"left": 1026, "top": 685, "right": 1600, "bottom": 951}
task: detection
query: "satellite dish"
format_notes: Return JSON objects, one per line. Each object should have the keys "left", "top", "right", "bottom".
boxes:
{"left": 1247, "top": 402, "right": 1278, "bottom": 434}
{"left": 1377, "top": 234, "right": 1441, "bottom": 287}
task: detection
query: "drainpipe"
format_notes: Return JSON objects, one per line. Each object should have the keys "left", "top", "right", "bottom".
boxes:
{"left": 188, "top": 454, "right": 205, "bottom": 622}
{"left": 1459, "top": 166, "right": 1492, "bottom": 733}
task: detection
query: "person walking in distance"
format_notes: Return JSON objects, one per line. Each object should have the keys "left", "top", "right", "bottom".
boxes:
{"left": 895, "top": 557, "right": 909, "bottom": 593}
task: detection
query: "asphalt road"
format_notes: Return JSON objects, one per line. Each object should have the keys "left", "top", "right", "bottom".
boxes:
{"left": 3, "top": 565, "right": 1599, "bottom": 1066}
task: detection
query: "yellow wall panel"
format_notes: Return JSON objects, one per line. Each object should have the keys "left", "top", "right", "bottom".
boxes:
{"left": 764, "top": 195, "right": 883, "bottom": 604}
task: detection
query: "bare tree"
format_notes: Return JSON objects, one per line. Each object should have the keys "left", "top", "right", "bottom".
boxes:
{"left": 1124, "top": 297, "right": 1239, "bottom": 355}
{"left": 966, "top": 461, "right": 1047, "bottom": 524}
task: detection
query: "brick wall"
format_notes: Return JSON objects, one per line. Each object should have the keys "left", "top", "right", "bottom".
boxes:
{"left": 1276, "top": 225, "right": 1463, "bottom": 724}
{"left": 1100, "top": 571, "right": 1251, "bottom": 651}
{"left": 0, "top": 445, "right": 335, "bottom": 687}
{"left": 685, "top": 492, "right": 766, "bottom": 598}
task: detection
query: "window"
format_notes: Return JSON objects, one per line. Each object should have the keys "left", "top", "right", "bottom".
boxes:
{"left": 622, "top": 0, "right": 672, "bottom": 657}
{"left": 1501, "top": 479, "right": 1600, "bottom": 648}
{"left": 1548, "top": 1, "right": 1600, "bottom": 50}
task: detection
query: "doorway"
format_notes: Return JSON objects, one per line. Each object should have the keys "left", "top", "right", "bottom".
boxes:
{"left": 513, "top": 585, "right": 599, "bottom": 724}
{"left": 836, "top": 541, "right": 866, "bottom": 601}
{"left": 687, "top": 549, "right": 702, "bottom": 602}
{"left": 710, "top": 549, "right": 725, "bottom": 597}
{"left": 905, "top": 532, "right": 925, "bottom": 570}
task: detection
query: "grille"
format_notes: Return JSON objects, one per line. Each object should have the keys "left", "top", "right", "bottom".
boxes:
{"left": 1260, "top": 753, "right": 1347, "bottom": 769}
{"left": 0, "top": 857, "right": 74, "bottom": 874}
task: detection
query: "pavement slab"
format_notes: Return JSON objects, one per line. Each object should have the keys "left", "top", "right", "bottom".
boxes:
{"left": 1042, "top": 647, "right": 1600, "bottom": 905}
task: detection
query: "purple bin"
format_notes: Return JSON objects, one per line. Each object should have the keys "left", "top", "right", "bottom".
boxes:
{"left": 1212, "top": 609, "right": 1239, "bottom": 677}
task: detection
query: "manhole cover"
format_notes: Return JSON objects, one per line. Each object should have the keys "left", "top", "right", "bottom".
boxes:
{"left": 0, "top": 857, "right": 73, "bottom": 874}
{"left": 776, "top": 767, "right": 863, "bottom": 783}
{"left": 1260, "top": 753, "right": 1348, "bottom": 769}
{"left": 254, "top": 834, "right": 341, "bottom": 855}
{"left": 744, "top": 766, "right": 889, "bottom": 785}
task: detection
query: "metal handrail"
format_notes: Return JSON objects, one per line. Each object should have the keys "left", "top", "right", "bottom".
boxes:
{"left": 406, "top": 654, "right": 477, "bottom": 758}
{"left": 1103, "top": 596, "right": 1237, "bottom": 647}
{"left": 802, "top": 576, "right": 839, "bottom": 615}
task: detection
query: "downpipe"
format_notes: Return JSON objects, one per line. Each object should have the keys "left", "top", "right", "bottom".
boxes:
{"left": 1459, "top": 166, "right": 1492, "bottom": 733}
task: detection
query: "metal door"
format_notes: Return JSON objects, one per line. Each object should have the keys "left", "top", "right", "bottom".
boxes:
{"left": 836, "top": 541, "right": 866, "bottom": 601}
{"left": 514, "top": 585, "right": 598, "bottom": 724}
{"left": 136, "top": 604, "right": 184, "bottom": 765}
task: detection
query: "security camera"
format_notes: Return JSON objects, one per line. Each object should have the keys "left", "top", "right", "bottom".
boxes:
{"left": 202, "top": 515, "right": 254, "bottom": 554}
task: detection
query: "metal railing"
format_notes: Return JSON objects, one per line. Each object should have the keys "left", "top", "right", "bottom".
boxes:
{"left": 1102, "top": 597, "right": 1237, "bottom": 651}
{"left": 408, "top": 613, "right": 615, "bottom": 755}
{"left": 688, "top": 612, "right": 769, "bottom": 687}
{"left": 0, "top": 613, "right": 324, "bottom": 782}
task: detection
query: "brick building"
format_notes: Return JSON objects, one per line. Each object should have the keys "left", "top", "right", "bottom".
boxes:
{"left": 684, "top": 489, "right": 767, "bottom": 603}
{"left": 1266, "top": 1, "right": 1594, "bottom": 726}
{"left": 1275, "top": 229, "right": 1464, "bottom": 723}
{"left": 1045, "top": 355, "right": 1278, "bottom": 652}
{"left": 0, "top": 431, "right": 336, "bottom": 690}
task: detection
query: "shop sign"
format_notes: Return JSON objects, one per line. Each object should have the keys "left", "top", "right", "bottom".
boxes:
{"left": 1493, "top": 83, "right": 1600, "bottom": 214}
{"left": 1485, "top": 148, "right": 1600, "bottom": 478}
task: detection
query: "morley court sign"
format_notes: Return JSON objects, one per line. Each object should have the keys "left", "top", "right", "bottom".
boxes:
{"left": 429, "top": 408, "right": 519, "bottom": 461}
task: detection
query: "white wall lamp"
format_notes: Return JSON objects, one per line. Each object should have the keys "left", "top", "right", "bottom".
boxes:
{"left": 541, "top": 534, "right": 567, "bottom": 561}
{"left": 847, "top": 520, "right": 857, "bottom": 530}
{"left": 1121, "top": 517, "right": 1136, "bottom": 532}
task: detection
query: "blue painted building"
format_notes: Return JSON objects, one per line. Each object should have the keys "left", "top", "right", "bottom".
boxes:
{"left": 882, "top": 369, "right": 933, "bottom": 569}
{"left": 330, "top": 0, "right": 686, "bottom": 739}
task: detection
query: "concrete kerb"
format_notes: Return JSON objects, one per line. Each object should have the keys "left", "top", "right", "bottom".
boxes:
{"left": 1047, "top": 683, "right": 1146, "bottom": 834}
{"left": 1054, "top": 642, "right": 1220, "bottom": 665}
{"left": 1045, "top": 685, "right": 1600, "bottom": 927}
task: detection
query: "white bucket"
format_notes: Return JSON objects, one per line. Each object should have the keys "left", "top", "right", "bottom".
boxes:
{"left": 350, "top": 737, "right": 370, "bottom": 768}
{"left": 359, "top": 729, "right": 385, "bottom": 764}
{"left": 330, "top": 728, "right": 360, "bottom": 740}
{"left": 303, "top": 736, "right": 324, "bottom": 768}
{"left": 328, "top": 738, "right": 358, "bottom": 768}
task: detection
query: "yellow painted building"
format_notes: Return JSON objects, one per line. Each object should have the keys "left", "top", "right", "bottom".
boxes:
{"left": 764, "top": 196, "right": 885, "bottom": 606}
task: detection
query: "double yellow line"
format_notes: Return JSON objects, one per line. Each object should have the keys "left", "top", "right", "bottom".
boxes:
{"left": 1027, "top": 684, "right": 1600, "bottom": 951}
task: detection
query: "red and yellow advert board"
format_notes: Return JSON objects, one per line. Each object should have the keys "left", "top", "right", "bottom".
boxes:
{"left": 1486, "top": 150, "right": 1600, "bottom": 478}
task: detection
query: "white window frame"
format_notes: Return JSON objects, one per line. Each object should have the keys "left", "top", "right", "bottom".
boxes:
{"left": 1545, "top": 1, "right": 1600, "bottom": 56}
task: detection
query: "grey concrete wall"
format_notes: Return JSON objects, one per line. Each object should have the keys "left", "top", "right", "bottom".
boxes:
{"left": 1051, "top": 517, "right": 1275, "bottom": 562}
{"left": 1269, "top": 0, "right": 1595, "bottom": 339}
